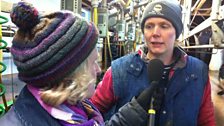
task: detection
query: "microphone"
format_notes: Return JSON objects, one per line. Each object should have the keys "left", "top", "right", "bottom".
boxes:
{"left": 147, "top": 59, "right": 164, "bottom": 126}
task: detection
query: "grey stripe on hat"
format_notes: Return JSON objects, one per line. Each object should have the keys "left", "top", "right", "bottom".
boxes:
{"left": 14, "top": 17, "right": 84, "bottom": 70}
{"left": 19, "top": 22, "right": 97, "bottom": 86}
{"left": 11, "top": 12, "right": 66, "bottom": 49}
{"left": 18, "top": 20, "right": 89, "bottom": 75}
{"left": 11, "top": 12, "right": 76, "bottom": 62}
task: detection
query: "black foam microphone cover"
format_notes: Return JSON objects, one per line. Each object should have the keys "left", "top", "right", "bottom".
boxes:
{"left": 147, "top": 59, "right": 164, "bottom": 83}
{"left": 136, "top": 59, "right": 164, "bottom": 111}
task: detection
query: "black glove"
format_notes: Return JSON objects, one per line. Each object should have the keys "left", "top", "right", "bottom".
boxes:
{"left": 136, "top": 82, "right": 159, "bottom": 111}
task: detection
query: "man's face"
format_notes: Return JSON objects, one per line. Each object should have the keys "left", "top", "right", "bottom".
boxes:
{"left": 143, "top": 17, "right": 176, "bottom": 58}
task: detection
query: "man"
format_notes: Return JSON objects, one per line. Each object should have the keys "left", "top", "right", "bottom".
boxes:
{"left": 91, "top": 0, "right": 216, "bottom": 125}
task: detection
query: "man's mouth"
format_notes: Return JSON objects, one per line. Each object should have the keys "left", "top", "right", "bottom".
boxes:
{"left": 151, "top": 42, "right": 163, "bottom": 45}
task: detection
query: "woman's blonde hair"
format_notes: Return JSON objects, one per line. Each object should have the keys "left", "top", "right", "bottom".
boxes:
{"left": 40, "top": 50, "right": 96, "bottom": 107}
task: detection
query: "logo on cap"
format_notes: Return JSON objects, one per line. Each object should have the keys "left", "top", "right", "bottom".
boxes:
{"left": 153, "top": 4, "right": 162, "bottom": 12}
{"left": 147, "top": 3, "right": 164, "bottom": 16}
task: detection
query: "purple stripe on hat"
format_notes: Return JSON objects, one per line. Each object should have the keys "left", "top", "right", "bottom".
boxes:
{"left": 17, "top": 20, "right": 89, "bottom": 75}
{"left": 12, "top": 12, "right": 65, "bottom": 49}
{"left": 19, "top": 21, "right": 92, "bottom": 76}
{"left": 19, "top": 23, "right": 98, "bottom": 87}
{"left": 11, "top": 12, "right": 76, "bottom": 62}
{"left": 13, "top": 18, "right": 84, "bottom": 71}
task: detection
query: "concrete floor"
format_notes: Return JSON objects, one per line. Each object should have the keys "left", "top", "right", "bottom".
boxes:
{"left": 210, "top": 70, "right": 224, "bottom": 126}
{"left": 0, "top": 71, "right": 224, "bottom": 125}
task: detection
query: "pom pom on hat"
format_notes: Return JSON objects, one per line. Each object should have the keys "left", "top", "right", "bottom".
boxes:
{"left": 10, "top": 2, "right": 99, "bottom": 87}
{"left": 10, "top": 2, "right": 39, "bottom": 31}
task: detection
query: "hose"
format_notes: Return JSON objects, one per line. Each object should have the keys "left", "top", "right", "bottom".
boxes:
{"left": 0, "top": 14, "right": 8, "bottom": 116}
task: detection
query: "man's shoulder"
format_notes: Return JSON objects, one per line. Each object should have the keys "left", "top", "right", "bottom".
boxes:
{"left": 187, "top": 55, "right": 207, "bottom": 66}
{"left": 186, "top": 56, "right": 208, "bottom": 78}
{"left": 112, "top": 53, "right": 139, "bottom": 64}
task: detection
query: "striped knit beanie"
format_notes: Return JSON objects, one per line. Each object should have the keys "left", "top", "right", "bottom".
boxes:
{"left": 10, "top": 2, "right": 99, "bottom": 87}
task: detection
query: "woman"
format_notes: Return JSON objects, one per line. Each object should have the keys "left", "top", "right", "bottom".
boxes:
{"left": 0, "top": 1, "right": 103, "bottom": 125}
{"left": 0, "top": 2, "right": 150, "bottom": 126}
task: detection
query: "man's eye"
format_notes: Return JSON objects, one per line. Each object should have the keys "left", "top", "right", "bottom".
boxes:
{"left": 161, "top": 24, "right": 170, "bottom": 29}
{"left": 144, "top": 25, "right": 152, "bottom": 29}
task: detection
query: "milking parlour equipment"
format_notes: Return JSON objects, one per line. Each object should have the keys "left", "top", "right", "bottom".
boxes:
{"left": 0, "top": 14, "right": 8, "bottom": 117}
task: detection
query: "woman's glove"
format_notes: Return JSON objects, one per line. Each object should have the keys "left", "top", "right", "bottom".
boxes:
{"left": 136, "top": 82, "right": 159, "bottom": 111}
{"left": 136, "top": 82, "right": 165, "bottom": 112}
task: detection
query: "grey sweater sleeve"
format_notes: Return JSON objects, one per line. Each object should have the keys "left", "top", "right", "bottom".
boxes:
{"left": 105, "top": 97, "right": 148, "bottom": 126}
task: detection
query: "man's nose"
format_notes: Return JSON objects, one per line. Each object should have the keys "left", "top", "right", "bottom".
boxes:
{"left": 152, "top": 26, "right": 161, "bottom": 37}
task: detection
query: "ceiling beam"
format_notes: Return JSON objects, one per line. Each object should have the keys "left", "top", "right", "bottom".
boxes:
{"left": 1, "top": 1, "right": 13, "bottom": 13}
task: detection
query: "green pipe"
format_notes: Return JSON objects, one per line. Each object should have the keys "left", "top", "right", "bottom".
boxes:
{"left": 0, "top": 39, "right": 7, "bottom": 49}
{"left": 0, "top": 62, "right": 7, "bottom": 73}
{"left": 0, "top": 15, "right": 8, "bottom": 24}
{"left": 0, "top": 105, "right": 5, "bottom": 117}
{"left": 0, "top": 84, "right": 6, "bottom": 96}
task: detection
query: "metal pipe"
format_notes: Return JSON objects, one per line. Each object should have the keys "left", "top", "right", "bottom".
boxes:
{"left": 118, "top": 3, "right": 124, "bottom": 20}
{"left": 181, "top": 44, "right": 224, "bottom": 49}
{"left": 93, "top": 8, "right": 98, "bottom": 25}
{"left": 108, "top": 0, "right": 124, "bottom": 20}
{"left": 91, "top": 0, "right": 99, "bottom": 25}
{"left": 125, "top": 0, "right": 132, "bottom": 8}
{"left": 109, "top": 0, "right": 149, "bottom": 18}
{"left": 181, "top": 0, "right": 192, "bottom": 46}
{"left": 190, "top": 0, "right": 200, "bottom": 11}
{"left": 181, "top": 16, "right": 212, "bottom": 41}
{"left": 119, "top": 0, "right": 126, "bottom": 8}
{"left": 101, "top": 0, "right": 107, "bottom": 8}
{"left": 193, "top": 0, "right": 206, "bottom": 13}
{"left": 210, "top": 0, "right": 222, "bottom": 46}
{"left": 91, "top": 0, "right": 99, "bottom": 8}
{"left": 129, "top": 0, "right": 134, "bottom": 16}
{"left": 210, "top": 0, "right": 221, "bottom": 20}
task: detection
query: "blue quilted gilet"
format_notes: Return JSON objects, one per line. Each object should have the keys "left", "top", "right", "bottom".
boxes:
{"left": 104, "top": 53, "right": 208, "bottom": 126}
